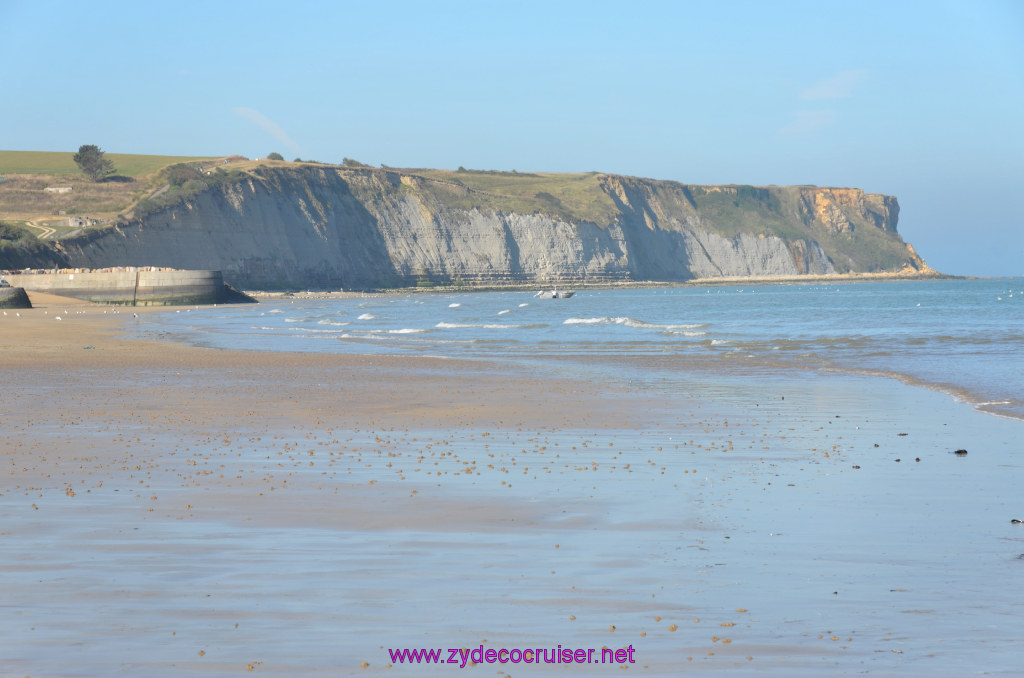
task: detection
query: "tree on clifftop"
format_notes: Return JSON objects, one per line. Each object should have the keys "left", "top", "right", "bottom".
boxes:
{"left": 73, "top": 144, "right": 116, "bottom": 181}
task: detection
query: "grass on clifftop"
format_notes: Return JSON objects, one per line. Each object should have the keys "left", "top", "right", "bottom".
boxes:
{"left": 0, "top": 152, "right": 245, "bottom": 235}
{"left": 0, "top": 150, "right": 219, "bottom": 177}
{"left": 411, "top": 168, "right": 620, "bottom": 226}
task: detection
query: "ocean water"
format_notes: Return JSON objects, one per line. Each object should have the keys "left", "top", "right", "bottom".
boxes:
{"left": 139, "top": 278, "right": 1024, "bottom": 420}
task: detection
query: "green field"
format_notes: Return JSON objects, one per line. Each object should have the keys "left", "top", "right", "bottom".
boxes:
{"left": 0, "top": 150, "right": 219, "bottom": 177}
{"left": 411, "top": 169, "right": 620, "bottom": 226}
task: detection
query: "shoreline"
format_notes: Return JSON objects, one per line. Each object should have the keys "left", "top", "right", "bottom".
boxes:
{"left": 246, "top": 270, "right": 957, "bottom": 299}
{"left": 12, "top": 286, "right": 1020, "bottom": 426}
{"left": 1, "top": 291, "right": 641, "bottom": 427}
{"left": 3, "top": 270, "right": 966, "bottom": 307}
{"left": 116, "top": 283, "right": 1024, "bottom": 424}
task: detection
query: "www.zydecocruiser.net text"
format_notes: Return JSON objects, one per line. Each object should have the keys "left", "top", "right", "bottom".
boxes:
{"left": 389, "top": 644, "right": 637, "bottom": 667}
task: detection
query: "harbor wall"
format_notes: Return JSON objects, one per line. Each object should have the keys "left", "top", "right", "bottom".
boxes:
{"left": 0, "top": 287, "right": 32, "bottom": 308}
{"left": 5, "top": 269, "right": 229, "bottom": 306}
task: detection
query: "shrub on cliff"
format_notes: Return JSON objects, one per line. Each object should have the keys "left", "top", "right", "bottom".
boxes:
{"left": 0, "top": 221, "right": 30, "bottom": 246}
{"left": 166, "top": 163, "right": 202, "bottom": 187}
{"left": 0, "top": 221, "right": 66, "bottom": 268}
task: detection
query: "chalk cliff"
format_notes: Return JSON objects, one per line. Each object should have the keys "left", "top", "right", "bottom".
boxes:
{"left": 57, "top": 165, "right": 933, "bottom": 289}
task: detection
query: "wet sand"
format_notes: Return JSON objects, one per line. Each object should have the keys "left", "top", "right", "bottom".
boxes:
{"left": 3, "top": 294, "right": 1023, "bottom": 676}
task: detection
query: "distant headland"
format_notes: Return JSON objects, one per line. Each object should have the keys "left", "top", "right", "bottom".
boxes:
{"left": 1, "top": 150, "right": 942, "bottom": 290}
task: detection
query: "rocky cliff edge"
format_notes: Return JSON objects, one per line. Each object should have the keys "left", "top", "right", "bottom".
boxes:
{"left": 56, "top": 165, "right": 936, "bottom": 289}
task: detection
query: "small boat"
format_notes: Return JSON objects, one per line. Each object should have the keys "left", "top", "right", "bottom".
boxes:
{"left": 534, "top": 288, "right": 575, "bottom": 299}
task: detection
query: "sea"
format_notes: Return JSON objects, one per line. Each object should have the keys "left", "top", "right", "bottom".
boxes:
{"left": 137, "top": 277, "right": 1024, "bottom": 421}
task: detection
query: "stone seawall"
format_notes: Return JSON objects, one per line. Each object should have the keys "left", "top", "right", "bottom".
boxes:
{"left": 0, "top": 287, "right": 32, "bottom": 309}
{"left": 6, "top": 269, "right": 234, "bottom": 306}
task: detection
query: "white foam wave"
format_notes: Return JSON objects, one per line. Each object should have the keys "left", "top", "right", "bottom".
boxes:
{"left": 498, "top": 309, "right": 511, "bottom": 315}
{"left": 519, "top": 303, "right": 529, "bottom": 307}
{"left": 338, "top": 332, "right": 474, "bottom": 345}
{"left": 317, "top": 319, "right": 350, "bottom": 327}
{"left": 449, "top": 303, "right": 462, "bottom": 308}
{"left": 564, "top": 317, "right": 615, "bottom": 325}
{"left": 436, "top": 321, "right": 517, "bottom": 329}
{"left": 632, "top": 320, "right": 706, "bottom": 331}
{"left": 357, "top": 313, "right": 376, "bottom": 320}
{"left": 289, "top": 327, "right": 348, "bottom": 334}
{"left": 564, "top": 316, "right": 706, "bottom": 330}
{"left": 388, "top": 328, "right": 427, "bottom": 334}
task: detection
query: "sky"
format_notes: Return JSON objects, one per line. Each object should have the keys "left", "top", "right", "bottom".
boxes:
{"left": 1, "top": 0, "right": 1021, "bottom": 276}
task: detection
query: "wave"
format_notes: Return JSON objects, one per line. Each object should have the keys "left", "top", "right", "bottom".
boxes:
{"left": 563, "top": 316, "right": 619, "bottom": 325}
{"left": 563, "top": 316, "right": 707, "bottom": 331}
{"left": 357, "top": 313, "right": 376, "bottom": 320}
{"left": 338, "top": 332, "right": 478, "bottom": 345}
{"left": 251, "top": 325, "right": 344, "bottom": 335}
{"left": 288, "top": 327, "right": 349, "bottom": 334}
{"left": 449, "top": 303, "right": 462, "bottom": 308}
{"left": 317, "top": 319, "right": 350, "bottom": 327}
{"left": 436, "top": 321, "right": 518, "bottom": 330}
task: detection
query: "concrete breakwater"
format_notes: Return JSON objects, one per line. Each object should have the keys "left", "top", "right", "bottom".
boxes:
{"left": 0, "top": 286, "right": 32, "bottom": 308}
{"left": 5, "top": 267, "right": 255, "bottom": 306}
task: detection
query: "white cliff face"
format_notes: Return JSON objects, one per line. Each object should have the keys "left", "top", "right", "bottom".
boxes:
{"left": 680, "top": 231, "right": 835, "bottom": 278}
{"left": 59, "top": 166, "right": 924, "bottom": 289}
{"left": 374, "top": 198, "right": 631, "bottom": 281}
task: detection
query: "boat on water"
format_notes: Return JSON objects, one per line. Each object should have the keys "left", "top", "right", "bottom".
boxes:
{"left": 534, "top": 288, "right": 575, "bottom": 299}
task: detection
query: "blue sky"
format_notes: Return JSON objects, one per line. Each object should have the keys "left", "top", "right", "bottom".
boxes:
{"left": 2, "top": 0, "right": 1021, "bottom": 276}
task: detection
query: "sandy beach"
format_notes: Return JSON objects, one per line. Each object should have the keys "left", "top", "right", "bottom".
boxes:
{"left": 2, "top": 294, "right": 642, "bottom": 529}
{"left": 3, "top": 293, "right": 1023, "bottom": 676}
